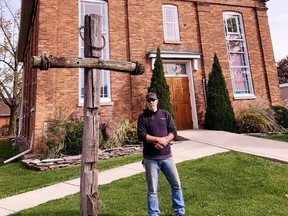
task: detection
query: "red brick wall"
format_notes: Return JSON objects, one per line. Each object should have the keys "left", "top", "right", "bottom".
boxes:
{"left": 0, "top": 117, "right": 9, "bottom": 129}
{"left": 127, "top": 0, "right": 282, "bottom": 124}
{"left": 21, "top": 0, "right": 282, "bottom": 151}
{"left": 32, "top": 0, "right": 79, "bottom": 150}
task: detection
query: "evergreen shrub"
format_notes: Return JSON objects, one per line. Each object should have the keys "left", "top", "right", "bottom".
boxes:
{"left": 61, "top": 122, "right": 84, "bottom": 155}
{"left": 272, "top": 105, "right": 288, "bottom": 128}
{"left": 148, "top": 47, "right": 174, "bottom": 117}
{"left": 204, "top": 54, "right": 236, "bottom": 132}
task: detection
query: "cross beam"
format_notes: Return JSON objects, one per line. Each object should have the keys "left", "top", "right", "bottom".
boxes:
{"left": 31, "top": 55, "right": 145, "bottom": 75}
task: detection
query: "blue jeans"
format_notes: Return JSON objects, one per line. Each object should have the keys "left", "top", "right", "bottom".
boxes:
{"left": 143, "top": 157, "right": 185, "bottom": 216}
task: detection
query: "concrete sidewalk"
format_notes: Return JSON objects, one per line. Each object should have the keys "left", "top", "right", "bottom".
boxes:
{"left": 177, "top": 130, "right": 288, "bottom": 163}
{"left": 0, "top": 130, "right": 287, "bottom": 215}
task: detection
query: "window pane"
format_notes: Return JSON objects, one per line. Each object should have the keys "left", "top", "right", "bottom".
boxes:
{"left": 228, "top": 41, "right": 242, "bottom": 53}
{"left": 163, "top": 63, "right": 186, "bottom": 75}
{"left": 165, "top": 8, "right": 176, "bottom": 22}
{"left": 231, "top": 68, "right": 251, "bottom": 94}
{"left": 230, "top": 54, "right": 244, "bottom": 66}
{"left": 166, "top": 23, "right": 176, "bottom": 40}
{"left": 227, "top": 34, "right": 242, "bottom": 40}
{"left": 227, "top": 17, "right": 238, "bottom": 33}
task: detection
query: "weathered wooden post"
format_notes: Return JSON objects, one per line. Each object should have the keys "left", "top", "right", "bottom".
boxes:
{"left": 80, "top": 14, "right": 102, "bottom": 216}
{"left": 31, "top": 14, "right": 144, "bottom": 216}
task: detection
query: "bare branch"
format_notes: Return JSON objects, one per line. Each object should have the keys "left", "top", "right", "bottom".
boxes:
{"left": 1, "top": 0, "right": 20, "bottom": 28}
{"left": 0, "top": 24, "right": 17, "bottom": 57}
{"left": 0, "top": 80, "right": 12, "bottom": 105}
{"left": 0, "top": 43, "right": 14, "bottom": 56}
{"left": 0, "top": 58, "right": 15, "bottom": 71}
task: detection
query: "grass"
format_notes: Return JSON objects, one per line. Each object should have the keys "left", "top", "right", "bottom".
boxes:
{"left": 0, "top": 139, "right": 14, "bottom": 159}
{"left": 264, "top": 134, "right": 288, "bottom": 142}
{"left": 11, "top": 152, "right": 288, "bottom": 216}
{"left": 0, "top": 153, "right": 142, "bottom": 199}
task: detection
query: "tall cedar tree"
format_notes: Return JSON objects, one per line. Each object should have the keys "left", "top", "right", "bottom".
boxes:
{"left": 204, "top": 54, "right": 236, "bottom": 132}
{"left": 148, "top": 47, "right": 174, "bottom": 117}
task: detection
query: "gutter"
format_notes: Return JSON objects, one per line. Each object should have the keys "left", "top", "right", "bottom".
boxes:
{"left": 4, "top": 131, "right": 34, "bottom": 164}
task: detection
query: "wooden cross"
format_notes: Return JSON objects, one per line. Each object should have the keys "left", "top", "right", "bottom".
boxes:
{"left": 31, "top": 14, "right": 144, "bottom": 216}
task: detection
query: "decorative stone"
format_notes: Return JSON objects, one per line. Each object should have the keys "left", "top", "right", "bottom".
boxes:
{"left": 21, "top": 145, "right": 143, "bottom": 171}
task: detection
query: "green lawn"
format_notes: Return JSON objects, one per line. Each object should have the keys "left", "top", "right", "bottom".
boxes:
{"left": 0, "top": 153, "right": 142, "bottom": 199}
{"left": 264, "top": 134, "right": 288, "bottom": 142}
{"left": 11, "top": 152, "right": 288, "bottom": 216}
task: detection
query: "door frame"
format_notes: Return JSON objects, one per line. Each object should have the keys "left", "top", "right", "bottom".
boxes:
{"left": 151, "top": 58, "right": 199, "bottom": 129}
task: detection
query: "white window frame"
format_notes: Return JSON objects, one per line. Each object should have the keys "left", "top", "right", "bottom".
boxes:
{"left": 79, "top": 0, "right": 111, "bottom": 105}
{"left": 223, "top": 12, "right": 255, "bottom": 100}
{"left": 162, "top": 5, "right": 180, "bottom": 43}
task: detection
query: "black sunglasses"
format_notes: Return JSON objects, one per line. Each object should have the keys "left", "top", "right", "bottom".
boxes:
{"left": 147, "top": 98, "right": 156, "bottom": 102}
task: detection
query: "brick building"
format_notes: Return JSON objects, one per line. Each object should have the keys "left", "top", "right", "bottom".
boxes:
{"left": 0, "top": 100, "right": 10, "bottom": 129}
{"left": 17, "top": 0, "right": 282, "bottom": 152}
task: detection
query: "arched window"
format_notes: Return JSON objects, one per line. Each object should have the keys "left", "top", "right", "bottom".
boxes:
{"left": 223, "top": 12, "right": 255, "bottom": 99}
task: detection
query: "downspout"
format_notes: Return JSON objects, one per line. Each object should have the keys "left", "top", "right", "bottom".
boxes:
{"left": 4, "top": 132, "right": 34, "bottom": 164}
{"left": 125, "top": 0, "right": 133, "bottom": 119}
{"left": 195, "top": 2, "right": 207, "bottom": 107}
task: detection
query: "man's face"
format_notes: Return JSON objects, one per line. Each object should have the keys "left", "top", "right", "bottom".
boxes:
{"left": 146, "top": 98, "right": 158, "bottom": 112}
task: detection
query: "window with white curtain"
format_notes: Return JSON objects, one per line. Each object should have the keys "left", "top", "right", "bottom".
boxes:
{"left": 223, "top": 12, "right": 254, "bottom": 97}
{"left": 79, "top": 0, "right": 110, "bottom": 104}
{"left": 162, "top": 5, "right": 180, "bottom": 43}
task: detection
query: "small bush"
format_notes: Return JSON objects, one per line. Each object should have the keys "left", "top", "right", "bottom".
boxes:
{"left": 40, "top": 120, "right": 66, "bottom": 159}
{"left": 123, "top": 121, "right": 138, "bottom": 145}
{"left": 236, "top": 111, "right": 268, "bottom": 133}
{"left": 236, "top": 108, "right": 285, "bottom": 133}
{"left": 104, "top": 120, "right": 139, "bottom": 149}
{"left": 61, "top": 122, "right": 84, "bottom": 155}
{"left": 272, "top": 105, "right": 288, "bottom": 128}
{"left": 42, "top": 120, "right": 108, "bottom": 157}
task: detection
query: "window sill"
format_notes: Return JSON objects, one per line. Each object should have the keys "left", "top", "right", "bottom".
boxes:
{"left": 233, "top": 94, "right": 256, "bottom": 100}
{"left": 164, "top": 41, "right": 182, "bottom": 45}
{"left": 78, "top": 101, "right": 114, "bottom": 107}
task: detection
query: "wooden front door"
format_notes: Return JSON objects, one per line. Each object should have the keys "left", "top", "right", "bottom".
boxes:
{"left": 166, "top": 77, "right": 193, "bottom": 130}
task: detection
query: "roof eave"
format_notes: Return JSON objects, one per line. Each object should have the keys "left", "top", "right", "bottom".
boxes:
{"left": 17, "top": 0, "right": 36, "bottom": 62}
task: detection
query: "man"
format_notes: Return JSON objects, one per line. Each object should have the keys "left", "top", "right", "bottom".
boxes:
{"left": 137, "top": 92, "right": 185, "bottom": 216}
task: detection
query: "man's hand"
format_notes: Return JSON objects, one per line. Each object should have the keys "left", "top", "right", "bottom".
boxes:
{"left": 154, "top": 137, "right": 169, "bottom": 150}
{"left": 154, "top": 143, "right": 164, "bottom": 150}
{"left": 156, "top": 137, "right": 169, "bottom": 146}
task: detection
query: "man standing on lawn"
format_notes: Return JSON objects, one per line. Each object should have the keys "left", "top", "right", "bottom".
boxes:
{"left": 137, "top": 92, "right": 185, "bottom": 216}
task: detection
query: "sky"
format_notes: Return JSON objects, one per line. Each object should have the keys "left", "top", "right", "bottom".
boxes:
{"left": 267, "top": 0, "right": 288, "bottom": 62}
{"left": 6, "top": 0, "right": 288, "bottom": 62}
